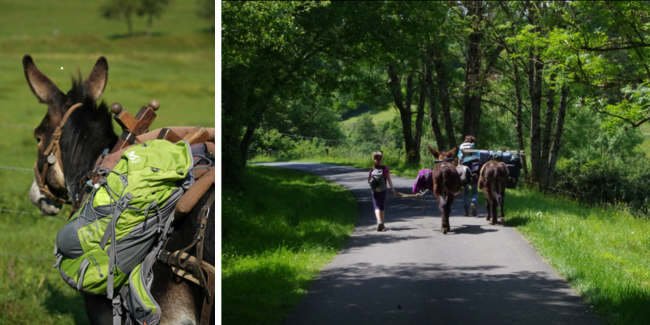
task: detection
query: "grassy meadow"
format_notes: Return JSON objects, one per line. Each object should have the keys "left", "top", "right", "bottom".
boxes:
{"left": 222, "top": 166, "right": 357, "bottom": 325}
{"left": 0, "top": 1, "right": 214, "bottom": 324}
{"left": 341, "top": 109, "right": 397, "bottom": 131}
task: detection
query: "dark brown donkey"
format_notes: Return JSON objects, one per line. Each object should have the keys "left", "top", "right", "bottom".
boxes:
{"left": 427, "top": 146, "right": 461, "bottom": 234}
{"left": 23, "top": 55, "right": 215, "bottom": 325}
{"left": 478, "top": 161, "right": 508, "bottom": 225}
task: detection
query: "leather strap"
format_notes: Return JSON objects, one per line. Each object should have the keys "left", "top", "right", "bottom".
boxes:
{"left": 157, "top": 189, "right": 215, "bottom": 324}
{"left": 35, "top": 102, "right": 83, "bottom": 205}
{"left": 200, "top": 272, "right": 215, "bottom": 325}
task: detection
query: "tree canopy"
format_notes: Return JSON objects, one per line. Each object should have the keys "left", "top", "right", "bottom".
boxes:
{"left": 222, "top": 1, "right": 650, "bottom": 189}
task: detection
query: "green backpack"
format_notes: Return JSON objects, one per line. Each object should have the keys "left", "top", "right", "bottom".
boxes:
{"left": 54, "top": 139, "right": 194, "bottom": 325}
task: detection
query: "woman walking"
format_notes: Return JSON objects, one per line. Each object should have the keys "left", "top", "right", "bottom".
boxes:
{"left": 368, "top": 151, "right": 396, "bottom": 231}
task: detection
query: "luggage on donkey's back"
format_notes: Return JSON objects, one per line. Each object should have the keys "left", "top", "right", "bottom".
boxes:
{"left": 412, "top": 169, "right": 433, "bottom": 193}
{"left": 54, "top": 139, "right": 195, "bottom": 325}
{"left": 456, "top": 165, "right": 473, "bottom": 187}
{"left": 505, "top": 164, "right": 520, "bottom": 189}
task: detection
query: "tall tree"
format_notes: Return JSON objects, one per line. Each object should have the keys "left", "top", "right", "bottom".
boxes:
{"left": 453, "top": 1, "right": 504, "bottom": 140}
{"left": 222, "top": 1, "right": 347, "bottom": 187}
{"left": 196, "top": 0, "right": 215, "bottom": 29}
{"left": 100, "top": 0, "right": 137, "bottom": 37}
{"left": 136, "top": 0, "right": 170, "bottom": 37}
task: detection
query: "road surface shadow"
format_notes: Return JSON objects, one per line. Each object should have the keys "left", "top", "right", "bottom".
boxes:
{"left": 284, "top": 263, "right": 601, "bottom": 325}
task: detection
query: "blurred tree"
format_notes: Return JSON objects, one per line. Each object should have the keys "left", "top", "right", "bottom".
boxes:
{"left": 137, "top": 0, "right": 170, "bottom": 37}
{"left": 100, "top": 0, "right": 136, "bottom": 37}
{"left": 196, "top": 0, "right": 215, "bottom": 29}
{"left": 350, "top": 113, "right": 380, "bottom": 145}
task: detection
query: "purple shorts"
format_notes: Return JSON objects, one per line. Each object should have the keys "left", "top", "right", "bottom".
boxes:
{"left": 372, "top": 189, "right": 387, "bottom": 211}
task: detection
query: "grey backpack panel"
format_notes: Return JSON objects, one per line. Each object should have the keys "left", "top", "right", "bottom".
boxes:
{"left": 370, "top": 167, "right": 387, "bottom": 192}
{"left": 56, "top": 203, "right": 114, "bottom": 259}
{"left": 115, "top": 187, "right": 184, "bottom": 273}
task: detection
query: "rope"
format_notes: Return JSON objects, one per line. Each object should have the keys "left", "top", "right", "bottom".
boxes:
{"left": 0, "top": 208, "right": 67, "bottom": 220}
{"left": 539, "top": 184, "right": 580, "bottom": 197}
{"left": 0, "top": 251, "right": 50, "bottom": 262}
{"left": 0, "top": 123, "right": 33, "bottom": 129}
{"left": 0, "top": 165, "right": 33, "bottom": 172}
{"left": 0, "top": 208, "right": 40, "bottom": 216}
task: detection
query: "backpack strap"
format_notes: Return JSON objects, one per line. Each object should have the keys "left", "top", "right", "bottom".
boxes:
{"left": 112, "top": 294, "right": 122, "bottom": 325}
{"left": 100, "top": 192, "right": 133, "bottom": 299}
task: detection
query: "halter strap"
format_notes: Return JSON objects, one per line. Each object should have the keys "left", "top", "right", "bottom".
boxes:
{"left": 35, "top": 103, "right": 83, "bottom": 205}
{"left": 434, "top": 158, "right": 454, "bottom": 164}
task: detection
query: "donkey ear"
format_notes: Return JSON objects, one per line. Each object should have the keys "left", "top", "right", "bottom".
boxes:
{"left": 82, "top": 56, "right": 108, "bottom": 101}
{"left": 448, "top": 147, "right": 457, "bottom": 158}
{"left": 428, "top": 146, "right": 440, "bottom": 159}
{"left": 23, "top": 55, "right": 64, "bottom": 104}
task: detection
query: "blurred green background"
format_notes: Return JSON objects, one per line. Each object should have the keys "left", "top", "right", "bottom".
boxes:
{"left": 0, "top": 0, "right": 215, "bottom": 323}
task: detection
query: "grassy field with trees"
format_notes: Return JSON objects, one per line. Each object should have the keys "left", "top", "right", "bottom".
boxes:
{"left": 224, "top": 2, "right": 650, "bottom": 324}
{"left": 0, "top": 1, "right": 214, "bottom": 323}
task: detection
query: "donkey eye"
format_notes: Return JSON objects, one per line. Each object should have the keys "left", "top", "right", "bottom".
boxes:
{"left": 35, "top": 137, "right": 42, "bottom": 145}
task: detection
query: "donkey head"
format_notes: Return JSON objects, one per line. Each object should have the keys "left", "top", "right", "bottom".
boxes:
{"left": 23, "top": 55, "right": 109, "bottom": 215}
{"left": 427, "top": 146, "right": 457, "bottom": 160}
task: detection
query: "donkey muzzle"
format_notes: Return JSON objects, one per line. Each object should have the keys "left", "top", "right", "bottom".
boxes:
{"left": 29, "top": 177, "right": 62, "bottom": 216}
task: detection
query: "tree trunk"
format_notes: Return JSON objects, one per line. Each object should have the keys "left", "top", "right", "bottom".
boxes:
{"left": 462, "top": 0, "right": 485, "bottom": 139}
{"left": 512, "top": 61, "right": 529, "bottom": 178}
{"left": 387, "top": 65, "right": 419, "bottom": 163}
{"left": 540, "top": 74, "right": 556, "bottom": 184}
{"left": 425, "top": 64, "right": 446, "bottom": 149}
{"left": 462, "top": 31, "right": 483, "bottom": 138}
{"left": 126, "top": 14, "right": 133, "bottom": 37}
{"left": 146, "top": 14, "right": 153, "bottom": 38}
{"left": 527, "top": 49, "right": 544, "bottom": 185}
{"left": 545, "top": 86, "right": 569, "bottom": 186}
{"left": 414, "top": 76, "right": 426, "bottom": 159}
{"left": 433, "top": 56, "right": 458, "bottom": 150}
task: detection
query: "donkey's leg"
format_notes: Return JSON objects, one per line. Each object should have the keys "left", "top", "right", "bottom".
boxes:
{"left": 485, "top": 191, "right": 492, "bottom": 222}
{"left": 490, "top": 197, "right": 498, "bottom": 225}
{"left": 436, "top": 194, "right": 446, "bottom": 231}
{"left": 498, "top": 182, "right": 506, "bottom": 223}
{"left": 442, "top": 192, "right": 454, "bottom": 234}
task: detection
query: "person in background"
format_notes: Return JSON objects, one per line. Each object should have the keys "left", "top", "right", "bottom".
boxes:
{"left": 458, "top": 135, "right": 478, "bottom": 216}
{"left": 368, "top": 151, "right": 396, "bottom": 231}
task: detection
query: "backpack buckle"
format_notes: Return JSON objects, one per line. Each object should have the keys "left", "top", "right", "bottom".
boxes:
{"left": 116, "top": 193, "right": 133, "bottom": 211}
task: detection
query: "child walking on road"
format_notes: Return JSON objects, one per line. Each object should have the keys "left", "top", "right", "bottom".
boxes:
{"left": 368, "top": 151, "right": 396, "bottom": 231}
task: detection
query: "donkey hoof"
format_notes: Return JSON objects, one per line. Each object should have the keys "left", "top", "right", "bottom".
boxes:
{"left": 499, "top": 217, "right": 504, "bottom": 223}
{"left": 490, "top": 221, "right": 496, "bottom": 225}
{"left": 443, "top": 228, "right": 449, "bottom": 234}
{"left": 485, "top": 216, "right": 490, "bottom": 221}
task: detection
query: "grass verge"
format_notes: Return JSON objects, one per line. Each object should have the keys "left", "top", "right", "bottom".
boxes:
{"left": 222, "top": 165, "right": 358, "bottom": 325}
{"left": 507, "top": 188, "right": 650, "bottom": 325}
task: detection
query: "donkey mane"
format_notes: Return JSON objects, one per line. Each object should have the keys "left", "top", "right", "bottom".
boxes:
{"left": 60, "top": 75, "right": 118, "bottom": 200}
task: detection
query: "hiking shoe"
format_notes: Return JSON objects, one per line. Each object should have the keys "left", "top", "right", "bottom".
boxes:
{"left": 377, "top": 223, "right": 385, "bottom": 232}
{"left": 470, "top": 203, "right": 477, "bottom": 216}
{"left": 463, "top": 210, "right": 469, "bottom": 216}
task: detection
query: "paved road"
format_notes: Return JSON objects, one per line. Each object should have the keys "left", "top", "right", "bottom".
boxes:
{"left": 255, "top": 162, "right": 603, "bottom": 325}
